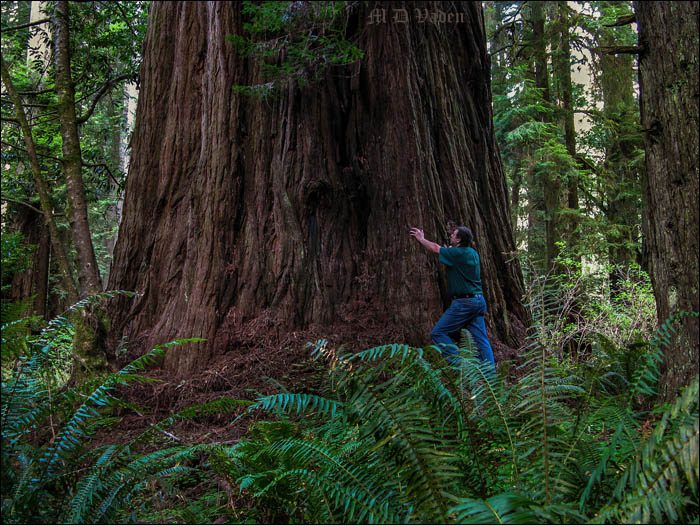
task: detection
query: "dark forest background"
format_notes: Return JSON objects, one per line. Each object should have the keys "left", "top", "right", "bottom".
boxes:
{"left": 1, "top": 2, "right": 698, "bottom": 523}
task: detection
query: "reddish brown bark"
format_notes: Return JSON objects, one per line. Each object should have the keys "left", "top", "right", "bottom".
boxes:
{"left": 635, "top": 1, "right": 699, "bottom": 400}
{"left": 108, "top": 1, "right": 527, "bottom": 375}
{"left": 7, "top": 205, "right": 50, "bottom": 318}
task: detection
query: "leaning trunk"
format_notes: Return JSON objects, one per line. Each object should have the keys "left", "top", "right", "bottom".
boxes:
{"left": 635, "top": 1, "right": 699, "bottom": 400}
{"left": 53, "top": 0, "right": 102, "bottom": 295}
{"left": 108, "top": 2, "right": 527, "bottom": 376}
{"left": 1, "top": 56, "right": 79, "bottom": 303}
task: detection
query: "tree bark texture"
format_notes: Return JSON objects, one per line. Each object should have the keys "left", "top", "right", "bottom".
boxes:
{"left": 635, "top": 1, "right": 699, "bottom": 399}
{"left": 107, "top": 1, "right": 527, "bottom": 375}
{"left": 53, "top": 0, "right": 102, "bottom": 295}
{"left": 7, "top": 205, "right": 50, "bottom": 318}
{"left": 525, "top": 1, "right": 560, "bottom": 272}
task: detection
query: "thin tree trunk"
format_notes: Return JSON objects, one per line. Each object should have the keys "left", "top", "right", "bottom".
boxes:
{"left": 596, "top": 4, "right": 642, "bottom": 298}
{"left": 552, "top": 1, "right": 579, "bottom": 257}
{"left": 100, "top": 89, "right": 126, "bottom": 285}
{"left": 53, "top": 0, "right": 102, "bottom": 295}
{"left": 635, "top": 1, "right": 699, "bottom": 400}
{"left": 526, "top": 1, "right": 560, "bottom": 272}
{"left": 108, "top": 1, "right": 528, "bottom": 376}
{"left": 1, "top": 56, "right": 79, "bottom": 303}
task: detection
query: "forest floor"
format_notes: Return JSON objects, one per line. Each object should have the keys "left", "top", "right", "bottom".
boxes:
{"left": 94, "top": 317, "right": 522, "bottom": 449}
{"left": 87, "top": 320, "right": 525, "bottom": 520}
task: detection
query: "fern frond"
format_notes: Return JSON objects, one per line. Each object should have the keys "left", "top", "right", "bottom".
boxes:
{"left": 347, "top": 343, "right": 422, "bottom": 364}
{"left": 628, "top": 311, "right": 699, "bottom": 404}
{"left": 594, "top": 377, "right": 699, "bottom": 523}
{"left": 250, "top": 392, "right": 343, "bottom": 418}
{"left": 119, "top": 337, "right": 205, "bottom": 375}
{"left": 343, "top": 370, "right": 461, "bottom": 522}
{"left": 512, "top": 336, "right": 586, "bottom": 505}
{"left": 65, "top": 445, "right": 120, "bottom": 523}
{"left": 254, "top": 466, "right": 401, "bottom": 523}
{"left": 38, "top": 339, "right": 200, "bottom": 481}
{"left": 449, "top": 492, "right": 543, "bottom": 523}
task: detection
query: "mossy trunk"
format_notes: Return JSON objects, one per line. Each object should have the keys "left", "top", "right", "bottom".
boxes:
{"left": 70, "top": 308, "right": 112, "bottom": 382}
{"left": 53, "top": 0, "right": 102, "bottom": 295}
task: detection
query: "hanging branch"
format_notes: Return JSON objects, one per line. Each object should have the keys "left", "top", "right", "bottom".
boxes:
{"left": 596, "top": 45, "right": 644, "bottom": 55}
{"left": 604, "top": 13, "right": 636, "bottom": 27}
{"left": 0, "top": 195, "right": 45, "bottom": 215}
{"left": 83, "top": 162, "right": 124, "bottom": 191}
{"left": 2, "top": 18, "right": 50, "bottom": 32}
{"left": 76, "top": 72, "right": 136, "bottom": 124}
{"left": 1, "top": 139, "right": 62, "bottom": 162}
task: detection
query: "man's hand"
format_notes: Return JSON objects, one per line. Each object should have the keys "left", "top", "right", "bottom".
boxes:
{"left": 409, "top": 227, "right": 425, "bottom": 242}
{"left": 409, "top": 227, "right": 441, "bottom": 254}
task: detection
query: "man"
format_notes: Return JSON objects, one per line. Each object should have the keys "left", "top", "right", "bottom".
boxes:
{"left": 409, "top": 225, "right": 495, "bottom": 367}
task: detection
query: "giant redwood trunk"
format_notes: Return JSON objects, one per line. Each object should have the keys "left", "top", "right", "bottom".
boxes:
{"left": 108, "top": 1, "right": 527, "bottom": 375}
{"left": 635, "top": 1, "right": 699, "bottom": 400}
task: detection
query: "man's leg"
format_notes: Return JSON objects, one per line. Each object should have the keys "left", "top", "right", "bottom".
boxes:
{"left": 431, "top": 301, "right": 469, "bottom": 364}
{"left": 465, "top": 315, "right": 496, "bottom": 367}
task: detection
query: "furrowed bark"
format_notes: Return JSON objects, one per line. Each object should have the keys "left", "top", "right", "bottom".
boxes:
{"left": 635, "top": 1, "right": 699, "bottom": 400}
{"left": 108, "top": 1, "right": 528, "bottom": 375}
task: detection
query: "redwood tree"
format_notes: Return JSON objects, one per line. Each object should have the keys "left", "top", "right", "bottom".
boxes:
{"left": 108, "top": 1, "right": 527, "bottom": 375}
{"left": 635, "top": 1, "right": 699, "bottom": 400}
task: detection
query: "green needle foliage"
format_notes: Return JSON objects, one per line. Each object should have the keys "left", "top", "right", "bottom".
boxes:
{"left": 228, "top": 1, "right": 364, "bottom": 97}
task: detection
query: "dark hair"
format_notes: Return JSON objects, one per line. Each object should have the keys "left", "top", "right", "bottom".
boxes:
{"left": 455, "top": 226, "right": 474, "bottom": 247}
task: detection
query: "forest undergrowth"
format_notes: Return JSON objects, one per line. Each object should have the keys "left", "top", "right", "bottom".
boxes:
{"left": 1, "top": 264, "right": 698, "bottom": 524}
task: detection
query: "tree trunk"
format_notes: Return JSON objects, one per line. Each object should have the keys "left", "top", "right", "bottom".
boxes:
{"left": 53, "top": 0, "right": 102, "bottom": 295}
{"left": 1, "top": 56, "right": 79, "bottom": 303}
{"left": 525, "top": 1, "right": 559, "bottom": 272}
{"left": 635, "top": 1, "right": 699, "bottom": 400}
{"left": 595, "top": 3, "right": 642, "bottom": 298}
{"left": 552, "top": 1, "right": 579, "bottom": 257}
{"left": 107, "top": 1, "right": 527, "bottom": 376}
{"left": 100, "top": 89, "right": 127, "bottom": 285}
{"left": 8, "top": 205, "right": 50, "bottom": 318}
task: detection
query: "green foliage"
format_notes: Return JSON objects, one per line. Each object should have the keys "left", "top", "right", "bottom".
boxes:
{"left": 592, "top": 378, "right": 699, "bottom": 524}
{"left": 200, "top": 306, "right": 698, "bottom": 524}
{"left": 228, "top": 1, "right": 363, "bottom": 96}
{"left": 1, "top": 1, "right": 148, "bottom": 305}
{"left": 489, "top": 1, "right": 644, "bottom": 271}
{"left": 2, "top": 292, "right": 697, "bottom": 524}
{"left": 0, "top": 232, "right": 34, "bottom": 295}
{"left": 0, "top": 293, "right": 218, "bottom": 524}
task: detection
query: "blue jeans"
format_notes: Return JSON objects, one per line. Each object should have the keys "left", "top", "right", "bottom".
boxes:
{"left": 431, "top": 294, "right": 495, "bottom": 366}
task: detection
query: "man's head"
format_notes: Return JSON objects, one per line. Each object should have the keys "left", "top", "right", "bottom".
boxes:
{"left": 450, "top": 226, "right": 474, "bottom": 247}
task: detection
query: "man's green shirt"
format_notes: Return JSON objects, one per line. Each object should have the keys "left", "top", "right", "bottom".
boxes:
{"left": 438, "top": 246, "right": 483, "bottom": 296}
